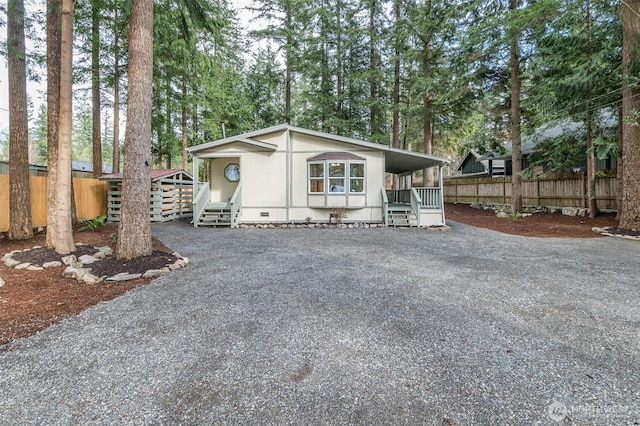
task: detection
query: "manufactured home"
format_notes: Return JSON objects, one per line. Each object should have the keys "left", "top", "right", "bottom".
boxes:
{"left": 188, "top": 124, "right": 449, "bottom": 228}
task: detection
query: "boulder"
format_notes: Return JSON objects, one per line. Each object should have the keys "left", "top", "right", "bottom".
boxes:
{"left": 106, "top": 273, "right": 142, "bottom": 282}
{"left": 79, "top": 255, "right": 98, "bottom": 264}
{"left": 61, "top": 255, "right": 77, "bottom": 266}
{"left": 142, "top": 269, "right": 166, "bottom": 278}
{"left": 3, "top": 258, "right": 20, "bottom": 268}
{"left": 496, "top": 211, "right": 510, "bottom": 219}
{"left": 81, "top": 274, "right": 102, "bottom": 285}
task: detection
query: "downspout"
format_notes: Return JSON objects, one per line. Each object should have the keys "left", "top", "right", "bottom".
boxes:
{"left": 191, "top": 154, "right": 199, "bottom": 226}
{"left": 286, "top": 126, "right": 291, "bottom": 221}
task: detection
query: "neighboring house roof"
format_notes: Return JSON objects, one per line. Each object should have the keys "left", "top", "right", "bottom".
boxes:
{"left": 99, "top": 168, "right": 193, "bottom": 181}
{"left": 480, "top": 110, "right": 618, "bottom": 161}
{"left": 188, "top": 124, "right": 448, "bottom": 175}
{"left": 72, "top": 160, "right": 113, "bottom": 174}
{"left": 455, "top": 150, "right": 505, "bottom": 176}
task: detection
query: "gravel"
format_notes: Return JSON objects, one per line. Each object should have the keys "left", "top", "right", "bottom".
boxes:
{"left": 1, "top": 220, "right": 639, "bottom": 425}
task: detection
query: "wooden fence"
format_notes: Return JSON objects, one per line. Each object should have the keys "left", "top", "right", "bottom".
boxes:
{"left": 0, "top": 176, "right": 107, "bottom": 233}
{"left": 444, "top": 173, "right": 617, "bottom": 210}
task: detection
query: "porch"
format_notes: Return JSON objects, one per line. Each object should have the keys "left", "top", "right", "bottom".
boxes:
{"left": 383, "top": 187, "right": 445, "bottom": 227}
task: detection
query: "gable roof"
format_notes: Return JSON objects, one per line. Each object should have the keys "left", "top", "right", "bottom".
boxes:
{"left": 188, "top": 124, "right": 448, "bottom": 174}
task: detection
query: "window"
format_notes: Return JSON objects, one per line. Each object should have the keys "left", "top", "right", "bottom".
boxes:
{"left": 307, "top": 155, "right": 365, "bottom": 195}
{"left": 309, "top": 163, "right": 324, "bottom": 193}
{"left": 349, "top": 163, "right": 364, "bottom": 193}
{"left": 329, "top": 162, "right": 345, "bottom": 193}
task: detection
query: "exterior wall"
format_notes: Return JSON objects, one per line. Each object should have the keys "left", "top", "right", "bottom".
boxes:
{"left": 196, "top": 129, "right": 388, "bottom": 223}
{"left": 420, "top": 210, "right": 446, "bottom": 227}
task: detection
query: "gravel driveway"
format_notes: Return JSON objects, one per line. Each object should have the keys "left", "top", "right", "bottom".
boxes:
{"left": 1, "top": 221, "right": 639, "bottom": 424}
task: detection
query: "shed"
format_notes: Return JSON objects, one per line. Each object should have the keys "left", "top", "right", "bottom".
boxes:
{"left": 100, "top": 169, "right": 194, "bottom": 223}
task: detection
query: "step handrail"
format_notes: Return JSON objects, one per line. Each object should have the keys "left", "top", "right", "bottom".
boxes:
{"left": 192, "top": 182, "right": 209, "bottom": 228}
{"left": 410, "top": 187, "right": 422, "bottom": 227}
{"left": 381, "top": 187, "right": 389, "bottom": 226}
{"left": 229, "top": 183, "right": 242, "bottom": 228}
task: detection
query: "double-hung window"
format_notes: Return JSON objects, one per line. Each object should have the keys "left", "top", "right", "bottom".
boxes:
{"left": 307, "top": 152, "right": 366, "bottom": 195}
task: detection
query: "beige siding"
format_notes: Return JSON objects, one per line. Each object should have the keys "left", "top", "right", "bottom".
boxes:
{"left": 242, "top": 152, "right": 287, "bottom": 207}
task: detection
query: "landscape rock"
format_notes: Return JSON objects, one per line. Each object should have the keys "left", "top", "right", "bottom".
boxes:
{"left": 81, "top": 274, "right": 102, "bottom": 285}
{"left": 43, "top": 261, "right": 63, "bottom": 268}
{"left": 26, "top": 265, "right": 44, "bottom": 271}
{"left": 93, "top": 251, "right": 106, "bottom": 260}
{"left": 142, "top": 269, "right": 166, "bottom": 278}
{"left": 79, "top": 255, "right": 98, "bottom": 264}
{"left": 3, "top": 258, "right": 20, "bottom": 268}
{"left": 496, "top": 211, "right": 510, "bottom": 219}
{"left": 15, "top": 263, "right": 31, "bottom": 270}
{"left": 107, "top": 273, "right": 142, "bottom": 282}
{"left": 61, "top": 255, "right": 77, "bottom": 266}
{"left": 97, "top": 246, "right": 112, "bottom": 256}
{"left": 0, "top": 277, "right": 4, "bottom": 287}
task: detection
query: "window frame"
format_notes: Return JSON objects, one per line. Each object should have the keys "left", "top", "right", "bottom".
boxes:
{"left": 307, "top": 159, "right": 366, "bottom": 195}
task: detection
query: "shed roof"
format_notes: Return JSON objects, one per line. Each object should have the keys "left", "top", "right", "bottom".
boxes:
{"left": 188, "top": 124, "right": 448, "bottom": 175}
{"left": 100, "top": 169, "right": 193, "bottom": 181}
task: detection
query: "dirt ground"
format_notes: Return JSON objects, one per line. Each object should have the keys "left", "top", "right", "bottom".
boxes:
{"left": 0, "top": 206, "right": 620, "bottom": 346}
{"left": 445, "top": 203, "right": 619, "bottom": 238}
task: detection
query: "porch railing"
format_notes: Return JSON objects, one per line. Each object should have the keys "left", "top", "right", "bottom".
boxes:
{"left": 386, "top": 188, "right": 441, "bottom": 210}
{"left": 229, "top": 183, "right": 242, "bottom": 228}
{"left": 414, "top": 187, "right": 441, "bottom": 209}
{"left": 192, "top": 182, "right": 209, "bottom": 228}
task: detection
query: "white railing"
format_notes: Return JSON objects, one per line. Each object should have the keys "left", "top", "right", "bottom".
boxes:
{"left": 192, "top": 182, "right": 209, "bottom": 228}
{"left": 414, "top": 187, "right": 441, "bottom": 209}
{"left": 229, "top": 183, "right": 242, "bottom": 228}
{"left": 381, "top": 188, "right": 389, "bottom": 226}
{"left": 410, "top": 188, "right": 422, "bottom": 227}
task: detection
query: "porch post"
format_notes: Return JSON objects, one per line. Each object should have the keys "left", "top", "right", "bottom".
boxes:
{"left": 192, "top": 155, "right": 199, "bottom": 198}
{"left": 439, "top": 164, "right": 446, "bottom": 226}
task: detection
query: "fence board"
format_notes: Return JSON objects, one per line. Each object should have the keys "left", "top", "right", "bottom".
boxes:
{"left": 0, "top": 176, "right": 107, "bottom": 233}
{"left": 444, "top": 174, "right": 617, "bottom": 210}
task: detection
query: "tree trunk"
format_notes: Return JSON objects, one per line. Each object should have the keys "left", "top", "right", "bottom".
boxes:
{"left": 510, "top": 0, "right": 523, "bottom": 214}
{"left": 117, "top": 0, "right": 153, "bottom": 259}
{"left": 46, "top": 0, "right": 61, "bottom": 247}
{"left": 619, "top": 0, "right": 640, "bottom": 230}
{"left": 369, "top": 0, "right": 378, "bottom": 137}
{"left": 284, "top": 3, "right": 292, "bottom": 124}
{"left": 112, "top": 5, "right": 120, "bottom": 174}
{"left": 54, "top": 0, "right": 76, "bottom": 254}
{"left": 7, "top": 0, "right": 33, "bottom": 240}
{"left": 391, "top": 0, "right": 401, "bottom": 191}
{"left": 616, "top": 105, "right": 623, "bottom": 220}
{"left": 181, "top": 75, "right": 188, "bottom": 171}
{"left": 92, "top": 2, "right": 102, "bottom": 177}
{"left": 585, "top": 0, "right": 597, "bottom": 219}
{"left": 586, "top": 116, "right": 597, "bottom": 218}
{"left": 422, "top": 24, "right": 434, "bottom": 188}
